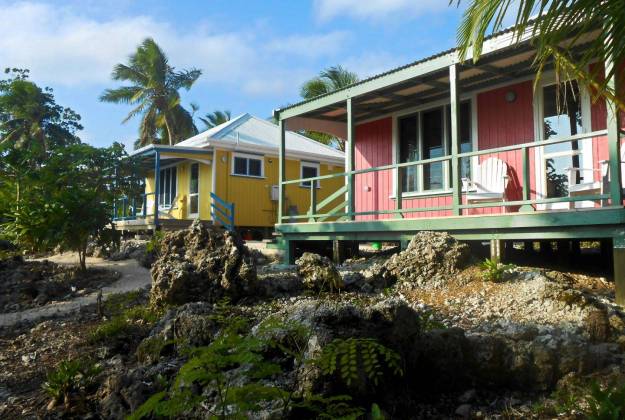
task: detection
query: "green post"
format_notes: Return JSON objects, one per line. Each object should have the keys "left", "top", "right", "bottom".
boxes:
{"left": 347, "top": 98, "right": 355, "bottom": 220}
{"left": 308, "top": 183, "right": 317, "bottom": 222}
{"left": 449, "top": 63, "right": 461, "bottom": 215}
{"left": 615, "top": 237, "right": 625, "bottom": 306}
{"left": 395, "top": 132, "right": 403, "bottom": 218}
{"left": 519, "top": 146, "right": 534, "bottom": 212}
{"left": 278, "top": 116, "right": 286, "bottom": 224}
{"left": 606, "top": 54, "right": 623, "bottom": 206}
{"left": 153, "top": 150, "right": 160, "bottom": 227}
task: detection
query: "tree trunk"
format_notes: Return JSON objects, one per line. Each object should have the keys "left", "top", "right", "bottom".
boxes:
{"left": 164, "top": 114, "right": 175, "bottom": 146}
{"left": 78, "top": 244, "right": 87, "bottom": 271}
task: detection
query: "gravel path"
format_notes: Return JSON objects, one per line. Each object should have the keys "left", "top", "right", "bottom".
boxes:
{"left": 0, "top": 253, "right": 151, "bottom": 328}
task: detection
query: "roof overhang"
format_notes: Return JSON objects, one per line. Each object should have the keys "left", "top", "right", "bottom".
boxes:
{"left": 274, "top": 24, "right": 600, "bottom": 130}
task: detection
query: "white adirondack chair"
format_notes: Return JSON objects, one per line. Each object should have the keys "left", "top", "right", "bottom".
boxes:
{"left": 567, "top": 147, "right": 625, "bottom": 208}
{"left": 462, "top": 157, "right": 509, "bottom": 212}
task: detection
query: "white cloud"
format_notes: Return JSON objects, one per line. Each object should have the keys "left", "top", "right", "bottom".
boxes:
{"left": 313, "top": 0, "right": 448, "bottom": 22}
{"left": 0, "top": 1, "right": 350, "bottom": 98}
{"left": 265, "top": 31, "right": 350, "bottom": 58}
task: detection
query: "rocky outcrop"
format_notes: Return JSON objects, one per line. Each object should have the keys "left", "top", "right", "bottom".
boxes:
{"left": 371, "top": 232, "right": 470, "bottom": 289}
{"left": 149, "top": 220, "right": 257, "bottom": 307}
{"left": 295, "top": 252, "right": 344, "bottom": 292}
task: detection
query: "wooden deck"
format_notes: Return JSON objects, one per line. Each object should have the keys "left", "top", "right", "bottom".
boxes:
{"left": 112, "top": 217, "right": 196, "bottom": 232}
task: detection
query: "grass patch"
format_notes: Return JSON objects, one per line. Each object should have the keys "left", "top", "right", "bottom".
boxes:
{"left": 90, "top": 298, "right": 164, "bottom": 344}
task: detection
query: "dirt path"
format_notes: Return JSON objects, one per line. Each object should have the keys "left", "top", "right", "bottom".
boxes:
{"left": 0, "top": 253, "right": 151, "bottom": 328}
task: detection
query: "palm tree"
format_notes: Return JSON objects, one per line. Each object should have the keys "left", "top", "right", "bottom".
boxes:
{"left": 100, "top": 38, "right": 202, "bottom": 146}
{"left": 300, "top": 66, "right": 359, "bottom": 151}
{"left": 200, "top": 110, "right": 231, "bottom": 130}
{"left": 455, "top": 0, "right": 625, "bottom": 111}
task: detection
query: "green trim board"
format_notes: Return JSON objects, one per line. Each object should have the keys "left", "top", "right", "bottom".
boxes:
{"left": 277, "top": 207, "right": 625, "bottom": 236}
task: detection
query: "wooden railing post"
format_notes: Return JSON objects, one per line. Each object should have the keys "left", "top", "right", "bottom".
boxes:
{"left": 606, "top": 54, "right": 623, "bottom": 206}
{"left": 519, "top": 146, "right": 535, "bottom": 212}
{"left": 154, "top": 150, "right": 160, "bottom": 227}
{"left": 395, "top": 164, "right": 403, "bottom": 218}
{"left": 346, "top": 98, "right": 355, "bottom": 220}
{"left": 449, "top": 63, "right": 462, "bottom": 216}
{"left": 278, "top": 117, "right": 286, "bottom": 224}
{"left": 143, "top": 194, "right": 147, "bottom": 218}
{"left": 309, "top": 183, "right": 317, "bottom": 222}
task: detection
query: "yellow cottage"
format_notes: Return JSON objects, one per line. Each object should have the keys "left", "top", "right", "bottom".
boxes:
{"left": 113, "top": 114, "right": 345, "bottom": 238}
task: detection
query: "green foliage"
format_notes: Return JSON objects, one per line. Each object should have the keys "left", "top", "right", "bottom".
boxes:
{"left": 42, "top": 358, "right": 102, "bottom": 408}
{"left": 200, "top": 110, "right": 231, "bottom": 130}
{"left": 145, "top": 230, "right": 164, "bottom": 257}
{"left": 100, "top": 38, "right": 201, "bottom": 146}
{"left": 136, "top": 336, "right": 175, "bottom": 364}
{"left": 294, "top": 394, "right": 365, "bottom": 420}
{"left": 479, "top": 258, "right": 515, "bottom": 282}
{"left": 299, "top": 65, "right": 359, "bottom": 151}
{"left": 371, "top": 402, "right": 386, "bottom": 419}
{"left": 586, "top": 381, "right": 625, "bottom": 420}
{"left": 130, "top": 316, "right": 290, "bottom": 419}
{"left": 455, "top": 0, "right": 625, "bottom": 112}
{"left": 316, "top": 337, "right": 403, "bottom": 387}
{"left": 419, "top": 310, "right": 446, "bottom": 331}
{"left": 90, "top": 302, "right": 162, "bottom": 343}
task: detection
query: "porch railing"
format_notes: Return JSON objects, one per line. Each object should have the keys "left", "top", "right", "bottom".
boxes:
{"left": 112, "top": 192, "right": 156, "bottom": 221}
{"left": 280, "top": 129, "right": 623, "bottom": 223}
{"left": 210, "top": 192, "right": 235, "bottom": 231}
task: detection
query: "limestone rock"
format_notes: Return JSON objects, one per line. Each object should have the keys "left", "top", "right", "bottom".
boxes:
{"left": 295, "top": 252, "right": 344, "bottom": 292}
{"left": 376, "top": 232, "right": 470, "bottom": 288}
{"left": 149, "top": 220, "right": 257, "bottom": 307}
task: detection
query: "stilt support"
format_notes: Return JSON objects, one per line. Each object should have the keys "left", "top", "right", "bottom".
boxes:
{"left": 283, "top": 239, "right": 295, "bottom": 265}
{"left": 490, "top": 239, "right": 502, "bottom": 261}
{"left": 614, "top": 238, "right": 625, "bottom": 306}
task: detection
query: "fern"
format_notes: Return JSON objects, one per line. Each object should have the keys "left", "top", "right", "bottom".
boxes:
{"left": 586, "top": 381, "right": 625, "bottom": 420}
{"left": 316, "top": 337, "right": 403, "bottom": 387}
{"left": 295, "top": 394, "right": 365, "bottom": 420}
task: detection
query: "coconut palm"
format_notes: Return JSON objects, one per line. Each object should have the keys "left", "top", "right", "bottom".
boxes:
{"left": 300, "top": 66, "right": 359, "bottom": 151}
{"left": 100, "top": 38, "right": 202, "bottom": 146}
{"left": 200, "top": 110, "right": 231, "bottom": 130}
{"left": 455, "top": 0, "right": 625, "bottom": 110}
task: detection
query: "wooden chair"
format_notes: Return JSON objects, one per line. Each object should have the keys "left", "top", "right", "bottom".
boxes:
{"left": 567, "top": 147, "right": 624, "bottom": 208}
{"left": 462, "top": 157, "right": 509, "bottom": 212}
{"left": 142, "top": 194, "right": 184, "bottom": 219}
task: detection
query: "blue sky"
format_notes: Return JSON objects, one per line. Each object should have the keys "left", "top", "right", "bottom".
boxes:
{"left": 0, "top": 0, "right": 468, "bottom": 149}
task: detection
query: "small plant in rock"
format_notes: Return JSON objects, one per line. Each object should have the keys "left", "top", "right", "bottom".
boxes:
{"left": 479, "top": 258, "right": 515, "bottom": 282}
{"left": 316, "top": 337, "right": 403, "bottom": 387}
{"left": 90, "top": 303, "right": 163, "bottom": 343}
{"left": 586, "top": 381, "right": 625, "bottom": 420}
{"left": 42, "top": 358, "right": 102, "bottom": 410}
{"left": 145, "top": 230, "right": 164, "bottom": 256}
{"left": 294, "top": 394, "right": 365, "bottom": 419}
{"left": 419, "top": 310, "right": 446, "bottom": 331}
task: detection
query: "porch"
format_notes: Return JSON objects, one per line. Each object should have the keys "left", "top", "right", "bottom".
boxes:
{"left": 272, "top": 27, "right": 625, "bottom": 302}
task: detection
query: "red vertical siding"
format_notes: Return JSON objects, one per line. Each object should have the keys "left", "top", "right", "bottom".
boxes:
{"left": 476, "top": 80, "right": 535, "bottom": 214}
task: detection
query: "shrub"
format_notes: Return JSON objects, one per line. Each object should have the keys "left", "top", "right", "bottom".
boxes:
{"left": 586, "top": 381, "right": 625, "bottom": 420}
{"left": 90, "top": 302, "right": 162, "bottom": 343}
{"left": 479, "top": 258, "right": 515, "bottom": 282}
{"left": 42, "top": 358, "right": 102, "bottom": 409}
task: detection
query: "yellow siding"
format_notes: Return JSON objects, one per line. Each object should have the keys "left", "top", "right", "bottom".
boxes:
{"left": 213, "top": 149, "right": 344, "bottom": 227}
{"left": 143, "top": 149, "right": 344, "bottom": 228}
{"left": 144, "top": 154, "right": 213, "bottom": 220}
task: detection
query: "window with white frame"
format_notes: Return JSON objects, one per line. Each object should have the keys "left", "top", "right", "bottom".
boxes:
{"left": 397, "top": 100, "right": 472, "bottom": 194}
{"left": 232, "top": 153, "right": 264, "bottom": 177}
{"left": 158, "top": 166, "right": 177, "bottom": 208}
{"left": 188, "top": 163, "right": 199, "bottom": 216}
{"left": 300, "top": 161, "right": 320, "bottom": 188}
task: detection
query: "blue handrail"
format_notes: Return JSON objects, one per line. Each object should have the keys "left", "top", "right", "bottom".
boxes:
{"left": 210, "top": 192, "right": 235, "bottom": 231}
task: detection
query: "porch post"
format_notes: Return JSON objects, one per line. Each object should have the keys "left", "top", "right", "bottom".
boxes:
{"left": 278, "top": 117, "right": 286, "bottom": 224}
{"left": 606, "top": 54, "right": 623, "bottom": 206}
{"left": 449, "top": 63, "right": 462, "bottom": 216}
{"left": 346, "top": 98, "right": 355, "bottom": 220}
{"left": 154, "top": 150, "right": 160, "bottom": 228}
{"left": 614, "top": 237, "right": 625, "bottom": 306}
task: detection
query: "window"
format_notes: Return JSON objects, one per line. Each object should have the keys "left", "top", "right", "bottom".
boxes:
{"left": 300, "top": 162, "right": 320, "bottom": 188}
{"left": 232, "top": 153, "right": 263, "bottom": 177}
{"left": 158, "top": 166, "right": 177, "bottom": 208}
{"left": 189, "top": 163, "right": 199, "bottom": 216}
{"left": 542, "top": 81, "right": 586, "bottom": 198}
{"left": 397, "top": 100, "right": 473, "bottom": 194}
